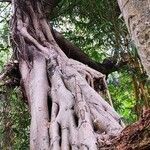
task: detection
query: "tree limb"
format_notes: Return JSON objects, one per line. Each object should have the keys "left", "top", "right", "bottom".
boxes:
{"left": 53, "top": 29, "right": 128, "bottom": 75}
{"left": 0, "top": 0, "right": 11, "bottom": 2}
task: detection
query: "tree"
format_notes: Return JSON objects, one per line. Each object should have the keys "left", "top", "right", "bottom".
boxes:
{"left": 9, "top": 0, "right": 124, "bottom": 149}
{"left": 0, "top": 0, "right": 149, "bottom": 149}
{"left": 117, "top": 0, "right": 150, "bottom": 77}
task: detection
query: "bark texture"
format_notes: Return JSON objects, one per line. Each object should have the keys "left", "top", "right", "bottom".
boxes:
{"left": 99, "top": 109, "right": 150, "bottom": 150}
{"left": 114, "top": 109, "right": 150, "bottom": 150}
{"left": 52, "top": 30, "right": 128, "bottom": 76}
{"left": 10, "top": 0, "right": 123, "bottom": 149}
{"left": 117, "top": 0, "right": 150, "bottom": 77}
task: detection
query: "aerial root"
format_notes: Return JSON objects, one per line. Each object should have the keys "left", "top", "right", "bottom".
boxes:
{"left": 48, "top": 57, "right": 123, "bottom": 149}
{"left": 10, "top": 1, "right": 125, "bottom": 149}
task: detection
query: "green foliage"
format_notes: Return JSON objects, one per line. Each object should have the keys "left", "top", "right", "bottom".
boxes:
{"left": 9, "top": 88, "right": 30, "bottom": 149}
{"left": 0, "top": 2, "right": 11, "bottom": 71}
{"left": 52, "top": 0, "right": 128, "bottom": 62}
{"left": 0, "top": 88, "right": 30, "bottom": 149}
{"left": 108, "top": 72, "right": 137, "bottom": 124}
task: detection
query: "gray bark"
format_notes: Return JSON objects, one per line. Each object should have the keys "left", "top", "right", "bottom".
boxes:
{"left": 10, "top": 0, "right": 124, "bottom": 149}
{"left": 117, "top": 0, "right": 150, "bottom": 77}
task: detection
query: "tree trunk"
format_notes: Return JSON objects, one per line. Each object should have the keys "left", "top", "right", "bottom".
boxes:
{"left": 10, "top": 0, "right": 124, "bottom": 149}
{"left": 117, "top": 0, "right": 150, "bottom": 77}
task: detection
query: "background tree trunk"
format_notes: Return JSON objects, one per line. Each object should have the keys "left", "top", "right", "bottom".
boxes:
{"left": 117, "top": 0, "right": 150, "bottom": 77}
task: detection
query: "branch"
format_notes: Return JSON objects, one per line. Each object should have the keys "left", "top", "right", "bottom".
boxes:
{"left": 53, "top": 29, "right": 128, "bottom": 75}
{"left": 0, "top": 0, "right": 11, "bottom": 2}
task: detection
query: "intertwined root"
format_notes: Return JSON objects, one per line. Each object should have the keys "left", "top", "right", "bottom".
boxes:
{"left": 12, "top": 1, "right": 124, "bottom": 149}
{"left": 48, "top": 57, "right": 123, "bottom": 149}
